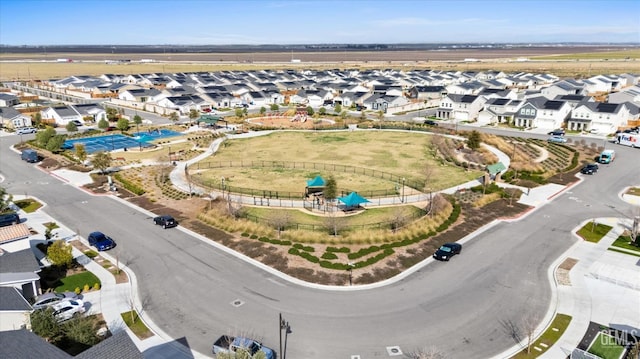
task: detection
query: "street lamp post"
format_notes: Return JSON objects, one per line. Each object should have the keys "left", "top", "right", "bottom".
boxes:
{"left": 279, "top": 313, "right": 292, "bottom": 359}
{"left": 402, "top": 177, "right": 406, "bottom": 203}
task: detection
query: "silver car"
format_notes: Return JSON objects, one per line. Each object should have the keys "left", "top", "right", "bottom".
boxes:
{"left": 32, "top": 292, "right": 78, "bottom": 310}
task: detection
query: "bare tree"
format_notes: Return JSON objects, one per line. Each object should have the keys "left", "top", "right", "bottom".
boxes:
{"left": 522, "top": 313, "right": 540, "bottom": 354}
{"left": 407, "top": 346, "right": 446, "bottom": 359}
{"left": 268, "top": 211, "right": 292, "bottom": 239}
{"left": 323, "top": 208, "right": 346, "bottom": 236}
{"left": 388, "top": 207, "right": 407, "bottom": 232}
{"left": 423, "top": 162, "right": 435, "bottom": 216}
{"left": 430, "top": 193, "right": 449, "bottom": 216}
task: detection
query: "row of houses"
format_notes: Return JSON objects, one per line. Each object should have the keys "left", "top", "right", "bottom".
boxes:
{"left": 2, "top": 68, "right": 640, "bottom": 131}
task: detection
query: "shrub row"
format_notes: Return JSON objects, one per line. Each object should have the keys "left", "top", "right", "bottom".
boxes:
{"left": 258, "top": 237, "right": 292, "bottom": 246}
{"left": 113, "top": 173, "right": 145, "bottom": 195}
{"left": 321, "top": 252, "right": 338, "bottom": 260}
{"left": 292, "top": 243, "right": 315, "bottom": 252}
{"left": 436, "top": 202, "right": 461, "bottom": 233}
{"left": 288, "top": 248, "right": 319, "bottom": 263}
{"left": 326, "top": 246, "right": 351, "bottom": 253}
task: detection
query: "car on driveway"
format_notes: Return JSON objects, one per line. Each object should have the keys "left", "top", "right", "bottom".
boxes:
{"left": 580, "top": 163, "right": 599, "bottom": 175}
{"left": 424, "top": 119, "right": 438, "bottom": 126}
{"left": 70, "top": 120, "right": 83, "bottom": 127}
{"left": 52, "top": 299, "right": 85, "bottom": 322}
{"left": 32, "top": 292, "right": 79, "bottom": 310}
{"left": 88, "top": 231, "right": 116, "bottom": 251}
{"left": 153, "top": 215, "right": 178, "bottom": 229}
{"left": 16, "top": 127, "right": 37, "bottom": 135}
{"left": 548, "top": 136, "right": 567, "bottom": 143}
{"left": 433, "top": 243, "right": 462, "bottom": 261}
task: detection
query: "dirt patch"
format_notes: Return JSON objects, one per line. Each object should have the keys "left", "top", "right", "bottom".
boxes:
{"left": 556, "top": 258, "right": 578, "bottom": 286}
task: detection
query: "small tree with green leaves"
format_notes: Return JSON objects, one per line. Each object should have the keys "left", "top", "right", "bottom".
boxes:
{"left": 259, "top": 106, "right": 266, "bottom": 115}
{"left": 45, "top": 134, "right": 67, "bottom": 153}
{"left": 47, "top": 240, "right": 73, "bottom": 269}
{"left": 334, "top": 103, "right": 342, "bottom": 114}
{"left": 188, "top": 109, "right": 199, "bottom": 124}
{"left": 319, "top": 107, "right": 326, "bottom": 115}
{"left": 92, "top": 151, "right": 112, "bottom": 174}
{"left": 235, "top": 108, "right": 245, "bottom": 119}
{"left": 105, "top": 106, "right": 119, "bottom": 121}
{"left": 30, "top": 307, "right": 63, "bottom": 344}
{"left": 32, "top": 112, "right": 42, "bottom": 128}
{"left": 133, "top": 114, "right": 143, "bottom": 127}
{"left": 65, "top": 121, "right": 78, "bottom": 133}
{"left": 324, "top": 175, "right": 337, "bottom": 203}
{"left": 306, "top": 106, "right": 314, "bottom": 116}
{"left": 169, "top": 112, "right": 179, "bottom": 122}
{"left": 116, "top": 117, "right": 129, "bottom": 132}
{"left": 467, "top": 130, "right": 482, "bottom": 150}
{"left": 62, "top": 315, "right": 101, "bottom": 346}
{"left": 270, "top": 103, "right": 279, "bottom": 111}
{"left": 36, "top": 126, "right": 56, "bottom": 148}
{"left": 98, "top": 118, "right": 109, "bottom": 130}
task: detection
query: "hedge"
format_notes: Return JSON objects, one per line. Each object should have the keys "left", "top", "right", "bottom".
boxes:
{"left": 113, "top": 174, "right": 145, "bottom": 195}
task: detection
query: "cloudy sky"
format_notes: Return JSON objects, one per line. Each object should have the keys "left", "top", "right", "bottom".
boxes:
{"left": 1, "top": 0, "right": 638, "bottom": 45}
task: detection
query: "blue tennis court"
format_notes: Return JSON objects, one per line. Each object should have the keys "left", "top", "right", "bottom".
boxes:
{"left": 63, "top": 129, "right": 182, "bottom": 154}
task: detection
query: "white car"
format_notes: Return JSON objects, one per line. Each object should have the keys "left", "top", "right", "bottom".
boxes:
{"left": 52, "top": 299, "right": 85, "bottom": 322}
{"left": 15, "top": 127, "right": 37, "bottom": 135}
{"left": 32, "top": 292, "right": 78, "bottom": 310}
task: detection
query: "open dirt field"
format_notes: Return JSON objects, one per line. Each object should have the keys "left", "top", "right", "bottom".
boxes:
{"left": 1, "top": 47, "right": 638, "bottom": 80}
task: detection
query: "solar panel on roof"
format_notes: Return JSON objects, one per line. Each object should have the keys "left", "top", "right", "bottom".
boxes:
{"left": 597, "top": 103, "right": 619, "bottom": 113}
{"left": 493, "top": 98, "right": 509, "bottom": 105}
{"left": 544, "top": 101, "right": 563, "bottom": 110}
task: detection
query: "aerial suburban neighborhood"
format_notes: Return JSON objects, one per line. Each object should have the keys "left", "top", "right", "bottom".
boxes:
{"left": 1, "top": 1, "right": 640, "bottom": 359}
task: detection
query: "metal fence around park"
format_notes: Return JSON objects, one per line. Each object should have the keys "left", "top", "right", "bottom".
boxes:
{"left": 188, "top": 160, "right": 424, "bottom": 200}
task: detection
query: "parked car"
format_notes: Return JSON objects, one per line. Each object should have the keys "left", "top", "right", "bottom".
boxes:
{"left": 70, "top": 120, "right": 83, "bottom": 126}
{"left": 547, "top": 129, "right": 565, "bottom": 136}
{"left": 433, "top": 243, "right": 462, "bottom": 261}
{"left": 32, "top": 292, "right": 78, "bottom": 310}
{"left": 424, "top": 119, "right": 438, "bottom": 126}
{"left": 0, "top": 212, "right": 20, "bottom": 227}
{"left": 21, "top": 149, "right": 39, "bottom": 163}
{"left": 16, "top": 127, "right": 37, "bottom": 135}
{"left": 548, "top": 136, "right": 567, "bottom": 143}
{"left": 580, "top": 163, "right": 599, "bottom": 175}
{"left": 52, "top": 299, "right": 85, "bottom": 322}
{"left": 88, "top": 231, "right": 116, "bottom": 251}
{"left": 153, "top": 215, "right": 178, "bottom": 229}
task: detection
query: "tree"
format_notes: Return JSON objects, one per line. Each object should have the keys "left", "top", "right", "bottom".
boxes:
{"left": 270, "top": 103, "right": 279, "bottom": 111}
{"left": 74, "top": 143, "right": 87, "bottom": 164}
{"left": 259, "top": 106, "right": 266, "bottom": 115}
{"left": 105, "top": 106, "right": 119, "bottom": 121}
{"left": 35, "top": 126, "right": 56, "bottom": 147}
{"left": 188, "top": 109, "right": 199, "bottom": 124}
{"left": 45, "top": 134, "right": 66, "bottom": 153}
{"left": 116, "top": 117, "right": 129, "bottom": 132}
{"left": 268, "top": 211, "right": 292, "bottom": 239}
{"left": 30, "top": 307, "right": 63, "bottom": 344}
{"left": 306, "top": 106, "right": 314, "bottom": 116}
{"left": 324, "top": 175, "right": 337, "bottom": 203}
{"left": 133, "top": 114, "right": 143, "bottom": 128}
{"left": 92, "top": 151, "right": 112, "bottom": 174}
{"left": 98, "top": 118, "right": 109, "bottom": 130}
{"left": 319, "top": 107, "right": 326, "bottom": 115}
{"left": 169, "top": 112, "right": 179, "bottom": 122}
{"left": 65, "top": 121, "right": 78, "bottom": 133}
{"left": 467, "top": 130, "right": 481, "bottom": 150}
{"left": 62, "top": 315, "right": 101, "bottom": 346}
{"left": 334, "top": 103, "right": 342, "bottom": 114}
{"left": 47, "top": 240, "right": 73, "bottom": 268}
{"left": 389, "top": 207, "right": 408, "bottom": 232}
{"left": 235, "top": 108, "right": 245, "bottom": 119}
{"left": 0, "top": 186, "right": 13, "bottom": 213}
{"left": 32, "top": 112, "right": 42, "bottom": 128}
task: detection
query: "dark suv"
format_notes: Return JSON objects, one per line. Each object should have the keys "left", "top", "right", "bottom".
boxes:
{"left": 548, "top": 129, "right": 565, "bottom": 136}
{"left": 580, "top": 163, "right": 599, "bottom": 175}
{"left": 153, "top": 215, "right": 178, "bottom": 229}
{"left": 88, "top": 231, "right": 116, "bottom": 251}
{"left": 0, "top": 212, "right": 20, "bottom": 227}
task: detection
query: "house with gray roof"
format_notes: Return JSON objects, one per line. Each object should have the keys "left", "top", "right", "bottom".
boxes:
{"left": 0, "top": 287, "right": 32, "bottom": 331}
{"left": 436, "top": 94, "right": 487, "bottom": 122}
{"left": 0, "top": 248, "right": 42, "bottom": 300}
{"left": 513, "top": 97, "right": 571, "bottom": 129}
{"left": 569, "top": 102, "right": 631, "bottom": 133}
{"left": 0, "top": 107, "right": 32, "bottom": 129}
{"left": 477, "top": 98, "right": 523, "bottom": 125}
{"left": 0, "top": 93, "right": 20, "bottom": 107}
{"left": 40, "top": 105, "right": 82, "bottom": 126}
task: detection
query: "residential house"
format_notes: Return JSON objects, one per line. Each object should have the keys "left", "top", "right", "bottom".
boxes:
{"left": 118, "top": 88, "right": 161, "bottom": 103}
{"left": 541, "top": 80, "right": 586, "bottom": 99}
{"left": 513, "top": 97, "right": 571, "bottom": 129}
{"left": 436, "top": 94, "right": 487, "bottom": 122}
{"left": 0, "top": 248, "right": 42, "bottom": 300}
{"left": 408, "top": 86, "right": 446, "bottom": 102}
{"left": 569, "top": 102, "right": 630, "bottom": 133}
{"left": 0, "top": 107, "right": 32, "bottom": 129}
{"left": 608, "top": 85, "right": 640, "bottom": 105}
{"left": 73, "top": 103, "right": 107, "bottom": 123}
{"left": 0, "top": 93, "right": 20, "bottom": 107}
{"left": 477, "top": 98, "right": 523, "bottom": 125}
{"left": 156, "top": 95, "right": 208, "bottom": 115}
{"left": 40, "top": 105, "right": 82, "bottom": 126}
{"left": 0, "top": 287, "right": 32, "bottom": 331}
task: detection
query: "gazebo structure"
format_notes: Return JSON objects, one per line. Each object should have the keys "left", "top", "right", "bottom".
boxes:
{"left": 337, "top": 192, "right": 370, "bottom": 211}
{"left": 197, "top": 114, "right": 227, "bottom": 128}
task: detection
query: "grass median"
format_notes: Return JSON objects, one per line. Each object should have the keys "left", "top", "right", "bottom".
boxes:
{"left": 121, "top": 310, "right": 153, "bottom": 339}
{"left": 576, "top": 222, "right": 612, "bottom": 243}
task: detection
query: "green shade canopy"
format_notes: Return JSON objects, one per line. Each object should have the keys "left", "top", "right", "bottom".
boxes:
{"left": 486, "top": 162, "right": 506, "bottom": 175}
{"left": 337, "top": 192, "right": 370, "bottom": 207}
{"left": 197, "top": 115, "right": 222, "bottom": 124}
{"left": 306, "top": 176, "right": 326, "bottom": 187}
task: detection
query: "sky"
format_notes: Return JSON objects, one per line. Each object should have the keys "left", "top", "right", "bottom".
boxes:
{"left": 1, "top": 0, "right": 638, "bottom": 45}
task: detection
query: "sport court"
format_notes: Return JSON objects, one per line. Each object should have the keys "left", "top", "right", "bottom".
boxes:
{"left": 63, "top": 129, "right": 181, "bottom": 154}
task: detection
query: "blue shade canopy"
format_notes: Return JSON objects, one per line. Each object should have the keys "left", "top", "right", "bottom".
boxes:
{"left": 306, "top": 176, "right": 326, "bottom": 187}
{"left": 337, "top": 192, "right": 370, "bottom": 207}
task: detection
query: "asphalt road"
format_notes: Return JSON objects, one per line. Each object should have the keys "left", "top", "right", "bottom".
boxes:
{"left": 1, "top": 133, "right": 638, "bottom": 358}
